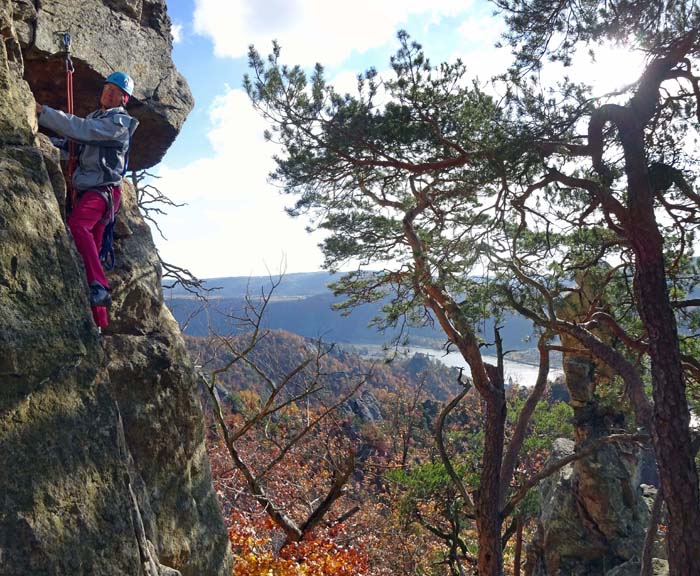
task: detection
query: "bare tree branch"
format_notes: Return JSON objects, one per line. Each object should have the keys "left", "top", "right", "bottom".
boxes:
{"left": 435, "top": 368, "right": 476, "bottom": 517}
{"left": 499, "top": 334, "right": 551, "bottom": 508}
{"left": 200, "top": 275, "right": 362, "bottom": 547}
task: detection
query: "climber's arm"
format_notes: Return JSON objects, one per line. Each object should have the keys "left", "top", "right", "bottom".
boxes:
{"left": 38, "top": 106, "right": 130, "bottom": 147}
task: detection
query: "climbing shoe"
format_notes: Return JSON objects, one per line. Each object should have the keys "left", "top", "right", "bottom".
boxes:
{"left": 89, "top": 282, "right": 112, "bottom": 307}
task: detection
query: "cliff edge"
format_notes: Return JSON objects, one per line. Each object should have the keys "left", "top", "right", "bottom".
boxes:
{"left": 0, "top": 1, "right": 232, "bottom": 574}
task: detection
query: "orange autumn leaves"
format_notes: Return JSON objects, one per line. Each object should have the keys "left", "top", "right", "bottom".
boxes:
{"left": 228, "top": 510, "right": 369, "bottom": 576}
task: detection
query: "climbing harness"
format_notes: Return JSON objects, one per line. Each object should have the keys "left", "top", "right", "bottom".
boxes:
{"left": 62, "top": 33, "right": 78, "bottom": 215}
{"left": 98, "top": 186, "right": 117, "bottom": 271}
{"left": 97, "top": 117, "right": 136, "bottom": 272}
{"left": 99, "top": 115, "right": 137, "bottom": 271}
{"left": 99, "top": 218, "right": 117, "bottom": 271}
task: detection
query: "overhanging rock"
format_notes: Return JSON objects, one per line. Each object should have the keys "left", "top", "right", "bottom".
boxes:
{"left": 17, "top": 0, "right": 193, "bottom": 170}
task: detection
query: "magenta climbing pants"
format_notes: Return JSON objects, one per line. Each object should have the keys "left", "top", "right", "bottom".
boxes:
{"left": 67, "top": 186, "right": 121, "bottom": 328}
{"left": 67, "top": 186, "right": 121, "bottom": 288}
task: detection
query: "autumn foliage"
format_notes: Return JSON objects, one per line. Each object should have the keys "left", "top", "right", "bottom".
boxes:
{"left": 194, "top": 329, "right": 574, "bottom": 575}
{"left": 227, "top": 510, "right": 369, "bottom": 576}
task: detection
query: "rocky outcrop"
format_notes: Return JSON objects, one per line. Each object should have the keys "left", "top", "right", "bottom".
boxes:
{"left": 0, "top": 1, "right": 231, "bottom": 574}
{"left": 343, "top": 389, "right": 383, "bottom": 422}
{"left": 17, "top": 0, "right": 193, "bottom": 170}
{"left": 103, "top": 182, "right": 232, "bottom": 574}
{"left": 525, "top": 271, "right": 660, "bottom": 575}
{"left": 526, "top": 381, "right": 662, "bottom": 575}
{"left": 606, "top": 558, "right": 669, "bottom": 576}
{"left": 527, "top": 438, "right": 653, "bottom": 575}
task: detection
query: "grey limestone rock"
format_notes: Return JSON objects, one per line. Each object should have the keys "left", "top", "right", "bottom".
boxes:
{"left": 103, "top": 180, "right": 233, "bottom": 576}
{"left": 344, "top": 389, "right": 383, "bottom": 422}
{"left": 530, "top": 434, "right": 657, "bottom": 576}
{"left": 533, "top": 277, "right": 659, "bottom": 575}
{"left": 1, "top": 5, "right": 141, "bottom": 573}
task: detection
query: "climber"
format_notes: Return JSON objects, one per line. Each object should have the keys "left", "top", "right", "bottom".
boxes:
{"left": 36, "top": 71, "right": 139, "bottom": 327}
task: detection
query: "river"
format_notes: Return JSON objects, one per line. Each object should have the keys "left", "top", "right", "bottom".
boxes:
{"left": 353, "top": 344, "right": 563, "bottom": 387}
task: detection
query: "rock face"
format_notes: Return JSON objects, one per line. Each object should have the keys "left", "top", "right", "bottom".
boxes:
{"left": 524, "top": 273, "right": 659, "bottom": 575}
{"left": 17, "top": 0, "right": 193, "bottom": 170}
{"left": 343, "top": 389, "right": 383, "bottom": 422}
{"left": 0, "top": 1, "right": 231, "bottom": 574}
{"left": 606, "top": 558, "right": 669, "bottom": 576}
{"left": 527, "top": 438, "right": 652, "bottom": 575}
{"left": 104, "top": 182, "right": 233, "bottom": 574}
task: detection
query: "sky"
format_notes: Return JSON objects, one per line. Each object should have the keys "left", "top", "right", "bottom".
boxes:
{"left": 153, "top": 0, "right": 645, "bottom": 280}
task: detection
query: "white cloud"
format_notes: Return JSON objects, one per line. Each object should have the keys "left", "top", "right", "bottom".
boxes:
{"left": 153, "top": 86, "right": 327, "bottom": 278}
{"left": 450, "top": 12, "right": 512, "bottom": 85}
{"left": 456, "top": 12, "right": 505, "bottom": 48}
{"left": 164, "top": 4, "right": 510, "bottom": 277}
{"left": 328, "top": 70, "right": 362, "bottom": 97}
{"left": 171, "top": 22, "right": 183, "bottom": 44}
{"left": 193, "top": 0, "right": 475, "bottom": 66}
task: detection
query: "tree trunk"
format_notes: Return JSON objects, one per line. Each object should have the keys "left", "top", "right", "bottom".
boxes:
{"left": 621, "top": 122, "right": 700, "bottom": 574}
{"left": 633, "top": 253, "right": 700, "bottom": 574}
{"left": 477, "top": 390, "right": 507, "bottom": 576}
{"left": 514, "top": 519, "right": 523, "bottom": 576}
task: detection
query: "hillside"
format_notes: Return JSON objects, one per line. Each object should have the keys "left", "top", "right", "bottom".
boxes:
{"left": 186, "top": 328, "right": 464, "bottom": 405}
{"left": 167, "top": 271, "right": 339, "bottom": 299}
{"left": 165, "top": 272, "right": 539, "bottom": 353}
{"left": 194, "top": 327, "right": 578, "bottom": 576}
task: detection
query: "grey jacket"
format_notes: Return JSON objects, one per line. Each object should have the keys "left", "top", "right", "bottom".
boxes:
{"left": 38, "top": 105, "right": 139, "bottom": 191}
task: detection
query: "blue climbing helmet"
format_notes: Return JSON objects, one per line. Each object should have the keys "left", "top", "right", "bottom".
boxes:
{"left": 105, "top": 71, "right": 134, "bottom": 96}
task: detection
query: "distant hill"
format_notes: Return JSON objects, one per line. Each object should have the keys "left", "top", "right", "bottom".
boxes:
{"left": 166, "top": 271, "right": 339, "bottom": 299}
{"left": 186, "top": 329, "right": 463, "bottom": 405}
{"left": 164, "top": 272, "right": 539, "bottom": 353}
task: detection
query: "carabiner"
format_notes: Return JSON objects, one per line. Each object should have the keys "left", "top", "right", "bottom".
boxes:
{"left": 61, "top": 32, "right": 74, "bottom": 73}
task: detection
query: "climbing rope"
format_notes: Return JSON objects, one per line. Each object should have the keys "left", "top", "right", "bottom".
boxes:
{"left": 63, "top": 33, "right": 77, "bottom": 215}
